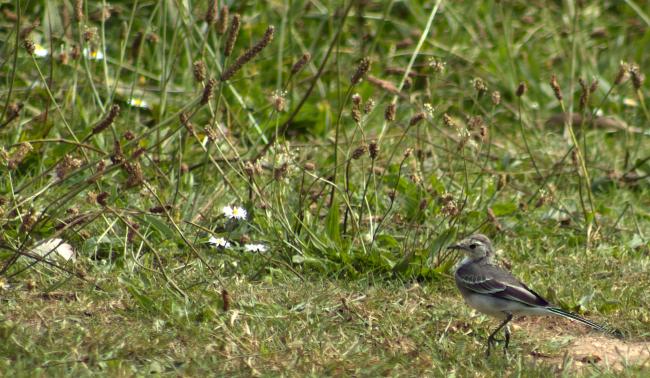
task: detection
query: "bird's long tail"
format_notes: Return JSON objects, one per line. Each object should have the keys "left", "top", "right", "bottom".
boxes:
{"left": 546, "top": 307, "right": 623, "bottom": 338}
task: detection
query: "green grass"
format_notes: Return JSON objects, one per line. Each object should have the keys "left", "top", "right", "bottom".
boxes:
{"left": 1, "top": 0, "right": 650, "bottom": 375}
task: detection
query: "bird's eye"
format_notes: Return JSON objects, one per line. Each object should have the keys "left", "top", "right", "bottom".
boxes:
{"left": 469, "top": 243, "right": 477, "bottom": 249}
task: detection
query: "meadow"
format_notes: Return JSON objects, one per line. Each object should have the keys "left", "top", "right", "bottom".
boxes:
{"left": 1, "top": 0, "right": 649, "bottom": 375}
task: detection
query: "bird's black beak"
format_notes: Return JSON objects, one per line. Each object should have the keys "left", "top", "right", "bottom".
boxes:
{"left": 447, "top": 244, "right": 463, "bottom": 250}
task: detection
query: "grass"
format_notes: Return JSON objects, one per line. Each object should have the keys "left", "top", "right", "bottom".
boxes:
{"left": 1, "top": 0, "right": 650, "bottom": 375}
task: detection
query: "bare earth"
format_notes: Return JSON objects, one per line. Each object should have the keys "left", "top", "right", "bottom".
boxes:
{"left": 515, "top": 317, "right": 650, "bottom": 371}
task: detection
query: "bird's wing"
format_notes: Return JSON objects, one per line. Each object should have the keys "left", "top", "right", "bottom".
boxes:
{"left": 456, "top": 262, "right": 549, "bottom": 307}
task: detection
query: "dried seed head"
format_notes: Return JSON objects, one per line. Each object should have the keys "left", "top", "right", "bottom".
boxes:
{"left": 467, "top": 115, "right": 483, "bottom": 131}
{"left": 97, "top": 191, "right": 109, "bottom": 206}
{"left": 364, "top": 98, "right": 375, "bottom": 114}
{"left": 56, "top": 155, "right": 82, "bottom": 179}
{"left": 442, "top": 113, "right": 456, "bottom": 128}
{"left": 216, "top": 5, "right": 229, "bottom": 35}
{"left": 516, "top": 81, "right": 527, "bottom": 97}
{"left": 473, "top": 78, "right": 488, "bottom": 97}
{"left": 629, "top": 64, "right": 644, "bottom": 90}
{"left": 350, "top": 57, "right": 371, "bottom": 85}
{"left": 402, "top": 77, "right": 412, "bottom": 91}
{"left": 92, "top": 105, "right": 120, "bottom": 135}
{"left": 441, "top": 200, "right": 459, "bottom": 217}
{"left": 291, "top": 53, "right": 310, "bottom": 75}
{"left": 205, "top": 126, "right": 218, "bottom": 142}
{"left": 428, "top": 58, "right": 446, "bottom": 73}
{"left": 271, "top": 90, "right": 286, "bottom": 112}
{"left": 384, "top": 102, "right": 396, "bottom": 122}
{"left": 388, "top": 190, "right": 396, "bottom": 201}
{"left": 131, "top": 147, "right": 146, "bottom": 160}
{"left": 5, "top": 103, "right": 23, "bottom": 124}
{"left": 180, "top": 163, "right": 189, "bottom": 174}
{"left": 274, "top": 162, "right": 289, "bottom": 181}
{"left": 224, "top": 14, "right": 241, "bottom": 57}
{"left": 409, "top": 112, "right": 425, "bottom": 126}
{"left": 614, "top": 61, "right": 630, "bottom": 85}
{"left": 351, "top": 93, "right": 362, "bottom": 123}
{"left": 419, "top": 199, "right": 428, "bottom": 210}
{"left": 111, "top": 140, "right": 125, "bottom": 165}
{"left": 480, "top": 124, "right": 488, "bottom": 141}
{"left": 550, "top": 74, "right": 562, "bottom": 101}
{"left": 491, "top": 91, "right": 501, "bottom": 106}
{"left": 351, "top": 93, "right": 362, "bottom": 107}
{"left": 303, "top": 162, "right": 316, "bottom": 171}
{"left": 20, "top": 210, "right": 37, "bottom": 233}
{"left": 124, "top": 161, "right": 144, "bottom": 188}
{"left": 351, "top": 144, "right": 367, "bottom": 160}
{"left": 201, "top": 78, "right": 216, "bottom": 105}
{"left": 83, "top": 26, "right": 97, "bottom": 42}
{"left": 366, "top": 75, "right": 400, "bottom": 95}
{"left": 205, "top": 0, "right": 218, "bottom": 24}
{"left": 403, "top": 147, "right": 413, "bottom": 158}
{"left": 221, "top": 26, "right": 275, "bottom": 81}
{"left": 71, "top": 44, "right": 81, "bottom": 60}
{"left": 7, "top": 142, "right": 33, "bottom": 170}
{"left": 369, "top": 141, "right": 379, "bottom": 160}
{"left": 193, "top": 60, "right": 206, "bottom": 82}
{"left": 22, "top": 39, "right": 35, "bottom": 55}
{"left": 96, "top": 160, "right": 106, "bottom": 174}
{"left": 351, "top": 108, "right": 362, "bottom": 123}
{"left": 74, "top": 0, "right": 84, "bottom": 21}
{"left": 222, "top": 289, "right": 231, "bottom": 311}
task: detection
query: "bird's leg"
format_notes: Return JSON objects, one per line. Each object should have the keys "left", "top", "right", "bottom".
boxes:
{"left": 486, "top": 313, "right": 513, "bottom": 357}
{"left": 503, "top": 324, "right": 511, "bottom": 355}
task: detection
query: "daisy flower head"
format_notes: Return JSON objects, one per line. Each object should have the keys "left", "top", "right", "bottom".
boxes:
{"left": 208, "top": 236, "right": 231, "bottom": 249}
{"left": 223, "top": 205, "right": 247, "bottom": 220}
{"left": 127, "top": 97, "right": 150, "bottom": 109}
{"left": 244, "top": 243, "right": 268, "bottom": 253}
{"left": 33, "top": 44, "right": 49, "bottom": 58}
{"left": 82, "top": 48, "right": 104, "bottom": 60}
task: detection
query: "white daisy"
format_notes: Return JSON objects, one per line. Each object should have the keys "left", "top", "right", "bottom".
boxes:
{"left": 223, "top": 205, "right": 247, "bottom": 220}
{"left": 33, "top": 44, "right": 49, "bottom": 58}
{"left": 244, "top": 243, "right": 267, "bottom": 253}
{"left": 208, "top": 236, "right": 231, "bottom": 249}
{"left": 127, "top": 97, "right": 149, "bottom": 109}
{"left": 82, "top": 48, "right": 104, "bottom": 60}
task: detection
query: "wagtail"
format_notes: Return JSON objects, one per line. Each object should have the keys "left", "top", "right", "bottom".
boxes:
{"left": 448, "top": 234, "right": 621, "bottom": 356}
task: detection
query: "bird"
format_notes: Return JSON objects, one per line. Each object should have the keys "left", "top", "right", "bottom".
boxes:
{"left": 448, "top": 233, "right": 621, "bottom": 356}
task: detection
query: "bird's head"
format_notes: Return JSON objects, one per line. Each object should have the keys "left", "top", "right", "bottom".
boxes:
{"left": 448, "top": 234, "right": 494, "bottom": 261}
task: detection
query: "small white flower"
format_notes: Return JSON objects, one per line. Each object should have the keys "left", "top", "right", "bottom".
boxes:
{"left": 223, "top": 205, "right": 247, "bottom": 220}
{"left": 33, "top": 44, "right": 49, "bottom": 58}
{"left": 244, "top": 244, "right": 267, "bottom": 252}
{"left": 83, "top": 48, "right": 104, "bottom": 60}
{"left": 127, "top": 97, "right": 149, "bottom": 109}
{"left": 208, "top": 236, "right": 231, "bottom": 249}
{"left": 0, "top": 278, "right": 9, "bottom": 291}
